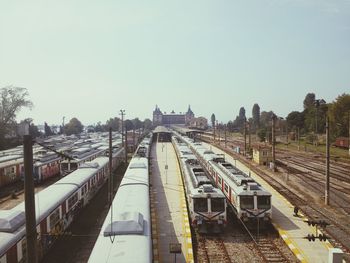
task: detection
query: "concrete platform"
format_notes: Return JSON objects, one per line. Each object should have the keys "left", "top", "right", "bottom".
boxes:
{"left": 150, "top": 142, "right": 193, "bottom": 263}
{"left": 204, "top": 142, "right": 335, "bottom": 263}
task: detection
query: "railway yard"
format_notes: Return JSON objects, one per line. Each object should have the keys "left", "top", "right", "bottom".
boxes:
{"left": 200, "top": 131, "right": 350, "bottom": 262}
{"left": 0, "top": 127, "right": 349, "bottom": 262}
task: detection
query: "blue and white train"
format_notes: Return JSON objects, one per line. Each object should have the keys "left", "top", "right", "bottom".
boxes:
{"left": 88, "top": 135, "right": 152, "bottom": 263}
{"left": 0, "top": 147, "right": 124, "bottom": 263}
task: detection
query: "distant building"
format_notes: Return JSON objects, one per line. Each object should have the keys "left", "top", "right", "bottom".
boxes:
{"left": 152, "top": 105, "right": 195, "bottom": 126}
{"left": 189, "top": 117, "right": 208, "bottom": 130}
{"left": 252, "top": 144, "right": 272, "bottom": 166}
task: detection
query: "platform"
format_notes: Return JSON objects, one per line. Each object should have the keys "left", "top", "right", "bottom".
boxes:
{"left": 204, "top": 142, "right": 335, "bottom": 263}
{"left": 150, "top": 142, "right": 193, "bottom": 263}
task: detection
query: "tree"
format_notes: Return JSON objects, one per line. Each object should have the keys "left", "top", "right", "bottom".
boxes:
{"left": 303, "top": 93, "right": 315, "bottom": 110}
{"left": 143, "top": 119, "right": 152, "bottom": 131}
{"left": 0, "top": 86, "right": 33, "bottom": 149}
{"left": 260, "top": 111, "right": 275, "bottom": 128}
{"left": 252, "top": 103, "right": 260, "bottom": 131}
{"left": 124, "top": 119, "right": 134, "bottom": 131}
{"left": 132, "top": 118, "right": 142, "bottom": 130}
{"left": 211, "top": 113, "right": 216, "bottom": 128}
{"left": 64, "top": 117, "right": 84, "bottom": 135}
{"left": 329, "top": 93, "right": 350, "bottom": 138}
{"left": 105, "top": 117, "right": 120, "bottom": 131}
{"left": 44, "top": 122, "right": 53, "bottom": 136}
{"left": 29, "top": 123, "right": 41, "bottom": 138}
{"left": 232, "top": 107, "right": 246, "bottom": 132}
{"left": 286, "top": 111, "right": 305, "bottom": 131}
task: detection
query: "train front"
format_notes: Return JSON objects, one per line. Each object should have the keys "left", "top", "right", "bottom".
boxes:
{"left": 191, "top": 184, "right": 227, "bottom": 234}
{"left": 238, "top": 182, "right": 272, "bottom": 225}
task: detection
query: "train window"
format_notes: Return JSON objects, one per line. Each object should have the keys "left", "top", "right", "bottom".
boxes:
{"left": 218, "top": 177, "right": 222, "bottom": 185}
{"left": 224, "top": 184, "right": 229, "bottom": 193}
{"left": 257, "top": 196, "right": 271, "bottom": 209}
{"left": 211, "top": 198, "right": 225, "bottom": 212}
{"left": 193, "top": 198, "right": 208, "bottom": 212}
{"left": 240, "top": 196, "right": 254, "bottom": 209}
{"left": 49, "top": 208, "right": 60, "bottom": 229}
{"left": 71, "top": 163, "right": 78, "bottom": 170}
{"left": 68, "top": 193, "right": 78, "bottom": 210}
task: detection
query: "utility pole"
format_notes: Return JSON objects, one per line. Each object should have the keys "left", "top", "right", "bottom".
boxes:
{"left": 244, "top": 118, "right": 247, "bottom": 156}
{"left": 133, "top": 127, "right": 135, "bottom": 152}
{"left": 224, "top": 124, "right": 227, "bottom": 148}
{"left": 325, "top": 114, "right": 330, "bottom": 205}
{"left": 315, "top": 103, "right": 318, "bottom": 148}
{"left": 348, "top": 111, "right": 350, "bottom": 157}
{"left": 108, "top": 128, "right": 113, "bottom": 203}
{"left": 216, "top": 120, "right": 219, "bottom": 145}
{"left": 120, "top": 110, "right": 126, "bottom": 162}
{"left": 272, "top": 114, "right": 276, "bottom": 171}
{"left": 298, "top": 127, "right": 300, "bottom": 151}
{"left": 248, "top": 121, "right": 251, "bottom": 154}
{"left": 62, "top": 116, "right": 65, "bottom": 134}
{"left": 24, "top": 135, "right": 38, "bottom": 263}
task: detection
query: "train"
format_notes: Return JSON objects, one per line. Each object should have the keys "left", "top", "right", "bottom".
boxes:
{"left": 0, "top": 147, "right": 124, "bottom": 263}
{"left": 0, "top": 154, "right": 23, "bottom": 188}
{"left": 88, "top": 135, "right": 152, "bottom": 263}
{"left": 172, "top": 136, "right": 227, "bottom": 233}
{"left": 178, "top": 134, "right": 272, "bottom": 224}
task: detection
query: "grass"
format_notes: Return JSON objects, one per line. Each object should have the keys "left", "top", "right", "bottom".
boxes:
{"left": 276, "top": 140, "right": 350, "bottom": 160}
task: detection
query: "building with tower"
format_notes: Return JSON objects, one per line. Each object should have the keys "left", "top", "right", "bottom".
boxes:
{"left": 152, "top": 105, "right": 195, "bottom": 126}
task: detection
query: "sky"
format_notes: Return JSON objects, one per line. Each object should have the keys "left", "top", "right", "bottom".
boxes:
{"left": 1, "top": 0, "right": 349, "bottom": 126}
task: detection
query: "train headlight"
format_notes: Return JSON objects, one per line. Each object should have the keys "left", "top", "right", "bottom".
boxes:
{"left": 241, "top": 212, "right": 248, "bottom": 222}
{"left": 264, "top": 213, "right": 271, "bottom": 221}
{"left": 195, "top": 215, "right": 203, "bottom": 225}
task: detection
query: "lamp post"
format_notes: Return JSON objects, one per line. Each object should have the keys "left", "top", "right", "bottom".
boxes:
{"left": 120, "top": 110, "right": 126, "bottom": 162}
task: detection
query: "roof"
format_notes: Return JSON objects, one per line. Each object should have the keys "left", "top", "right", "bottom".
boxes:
{"left": 153, "top": 126, "right": 171, "bottom": 134}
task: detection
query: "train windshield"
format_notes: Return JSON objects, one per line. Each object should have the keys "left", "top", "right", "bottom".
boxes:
{"left": 211, "top": 198, "right": 225, "bottom": 212}
{"left": 193, "top": 198, "right": 208, "bottom": 212}
{"left": 240, "top": 196, "right": 254, "bottom": 209}
{"left": 257, "top": 196, "right": 271, "bottom": 209}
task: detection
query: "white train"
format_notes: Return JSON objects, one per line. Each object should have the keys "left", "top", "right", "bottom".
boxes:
{"left": 0, "top": 148, "right": 124, "bottom": 263}
{"left": 172, "top": 136, "right": 227, "bottom": 233}
{"left": 88, "top": 136, "right": 152, "bottom": 263}
{"left": 180, "top": 136, "right": 272, "bottom": 224}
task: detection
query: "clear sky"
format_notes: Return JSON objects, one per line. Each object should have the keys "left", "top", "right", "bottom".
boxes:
{"left": 1, "top": 0, "right": 349, "bottom": 126}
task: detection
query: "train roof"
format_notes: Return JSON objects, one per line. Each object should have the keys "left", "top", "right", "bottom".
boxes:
{"left": 89, "top": 150, "right": 151, "bottom": 263}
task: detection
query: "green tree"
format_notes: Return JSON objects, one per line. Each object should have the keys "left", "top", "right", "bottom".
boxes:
{"left": 143, "top": 118, "right": 152, "bottom": 131}
{"left": 303, "top": 93, "right": 315, "bottom": 110}
{"left": 211, "top": 113, "right": 216, "bottom": 128}
{"left": 124, "top": 119, "right": 134, "bottom": 131}
{"left": 44, "top": 122, "right": 53, "bottom": 136}
{"left": 252, "top": 103, "right": 260, "bottom": 131}
{"left": 64, "top": 117, "right": 84, "bottom": 135}
{"left": 329, "top": 93, "right": 350, "bottom": 138}
{"left": 29, "top": 123, "right": 41, "bottom": 138}
{"left": 286, "top": 111, "right": 305, "bottom": 131}
{"left": 260, "top": 111, "right": 274, "bottom": 128}
{"left": 0, "top": 86, "right": 33, "bottom": 149}
{"left": 105, "top": 117, "right": 120, "bottom": 131}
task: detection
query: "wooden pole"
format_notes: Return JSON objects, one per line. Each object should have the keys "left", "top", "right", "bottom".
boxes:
{"left": 109, "top": 128, "right": 113, "bottom": 203}
{"left": 325, "top": 114, "right": 330, "bottom": 205}
{"left": 24, "top": 135, "right": 38, "bottom": 263}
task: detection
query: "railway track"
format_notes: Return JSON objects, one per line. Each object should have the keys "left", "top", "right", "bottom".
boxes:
{"left": 196, "top": 235, "right": 231, "bottom": 263}
{"left": 202, "top": 138, "right": 350, "bottom": 262}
